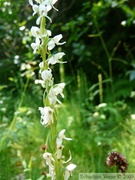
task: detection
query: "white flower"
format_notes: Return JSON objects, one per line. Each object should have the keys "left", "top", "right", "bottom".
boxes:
{"left": 42, "top": 0, "right": 58, "bottom": 11}
{"left": 47, "top": 165, "right": 56, "bottom": 180}
{"left": 39, "top": 107, "right": 54, "bottom": 126}
{"left": 54, "top": 82, "right": 65, "bottom": 97}
{"left": 56, "top": 144, "right": 64, "bottom": 159}
{"left": 48, "top": 34, "right": 66, "bottom": 50}
{"left": 64, "top": 164, "right": 76, "bottom": 180}
{"left": 41, "top": 68, "right": 52, "bottom": 81}
{"left": 43, "top": 152, "right": 54, "bottom": 167}
{"left": 31, "top": 37, "right": 40, "bottom": 54}
{"left": 29, "top": 0, "right": 58, "bottom": 11}
{"left": 29, "top": 0, "right": 58, "bottom": 21}
{"left": 31, "top": 26, "right": 42, "bottom": 38}
{"left": 41, "top": 68, "right": 53, "bottom": 87}
{"left": 48, "top": 83, "right": 65, "bottom": 105}
{"left": 56, "top": 129, "right": 72, "bottom": 149}
{"left": 36, "top": 4, "right": 52, "bottom": 25}
{"left": 35, "top": 67, "right": 53, "bottom": 88}
{"left": 48, "top": 52, "right": 66, "bottom": 65}
{"left": 43, "top": 152, "right": 56, "bottom": 179}
{"left": 48, "top": 88, "right": 58, "bottom": 105}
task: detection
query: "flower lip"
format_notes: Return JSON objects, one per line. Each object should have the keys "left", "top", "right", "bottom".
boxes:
{"left": 47, "top": 52, "right": 66, "bottom": 65}
{"left": 48, "top": 34, "right": 66, "bottom": 50}
{"left": 66, "top": 163, "right": 77, "bottom": 171}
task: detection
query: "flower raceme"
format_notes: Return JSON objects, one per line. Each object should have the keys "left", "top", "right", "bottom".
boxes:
{"left": 29, "top": 0, "right": 58, "bottom": 23}
{"left": 29, "top": 0, "right": 76, "bottom": 179}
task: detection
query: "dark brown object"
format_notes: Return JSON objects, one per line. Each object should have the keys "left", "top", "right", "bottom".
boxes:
{"left": 106, "top": 152, "right": 128, "bottom": 173}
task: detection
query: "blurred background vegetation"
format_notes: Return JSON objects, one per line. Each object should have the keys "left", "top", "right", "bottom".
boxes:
{"left": 0, "top": 0, "right": 135, "bottom": 179}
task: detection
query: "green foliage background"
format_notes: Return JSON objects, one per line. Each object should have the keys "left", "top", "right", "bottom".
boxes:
{"left": 0, "top": 0, "right": 135, "bottom": 179}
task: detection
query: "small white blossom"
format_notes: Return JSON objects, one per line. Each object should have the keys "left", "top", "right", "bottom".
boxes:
{"left": 39, "top": 107, "right": 54, "bottom": 126}
{"left": 43, "top": 152, "right": 56, "bottom": 179}
{"left": 48, "top": 52, "right": 66, "bottom": 65}
{"left": 29, "top": 0, "right": 58, "bottom": 11}
{"left": 36, "top": 4, "right": 52, "bottom": 25}
{"left": 31, "top": 37, "right": 40, "bottom": 54}
{"left": 43, "top": 152, "right": 54, "bottom": 167}
{"left": 64, "top": 164, "right": 76, "bottom": 180}
{"left": 29, "top": 2, "right": 52, "bottom": 23}
{"left": 48, "top": 34, "right": 66, "bottom": 50}
{"left": 41, "top": 68, "right": 53, "bottom": 87}
{"left": 48, "top": 88, "right": 59, "bottom": 105}
{"left": 48, "top": 83, "right": 65, "bottom": 105}
{"left": 56, "top": 145, "right": 64, "bottom": 159}
{"left": 47, "top": 165, "right": 56, "bottom": 180}
{"left": 42, "top": 0, "right": 58, "bottom": 11}
{"left": 54, "top": 83, "right": 65, "bottom": 97}
{"left": 31, "top": 26, "right": 42, "bottom": 38}
{"left": 56, "top": 129, "right": 72, "bottom": 149}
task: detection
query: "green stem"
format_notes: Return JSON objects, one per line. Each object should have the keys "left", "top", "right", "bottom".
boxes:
{"left": 50, "top": 121, "right": 57, "bottom": 153}
{"left": 94, "top": 17, "right": 114, "bottom": 101}
{"left": 38, "top": 11, "right": 64, "bottom": 180}
{"left": 40, "top": 17, "right": 48, "bottom": 64}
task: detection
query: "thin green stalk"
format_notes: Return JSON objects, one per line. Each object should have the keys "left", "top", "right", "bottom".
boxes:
{"left": 50, "top": 123, "right": 57, "bottom": 152}
{"left": 94, "top": 17, "right": 114, "bottom": 101}
{"left": 98, "top": 74, "right": 103, "bottom": 103}
{"left": 40, "top": 17, "right": 47, "bottom": 63}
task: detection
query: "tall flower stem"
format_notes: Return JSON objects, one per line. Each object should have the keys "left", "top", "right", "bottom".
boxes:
{"left": 29, "top": 0, "right": 76, "bottom": 179}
